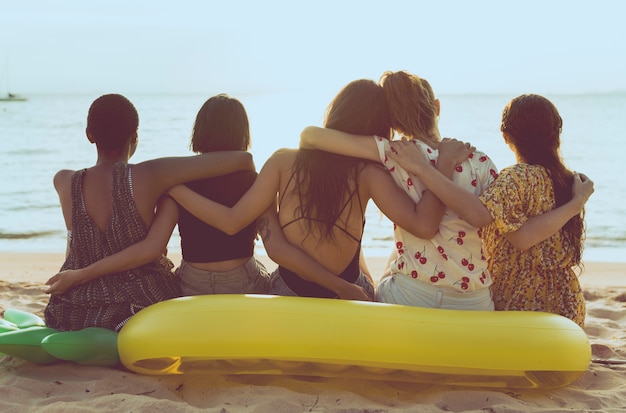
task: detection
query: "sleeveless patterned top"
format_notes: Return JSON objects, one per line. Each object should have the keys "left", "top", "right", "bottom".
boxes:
{"left": 44, "top": 162, "right": 181, "bottom": 331}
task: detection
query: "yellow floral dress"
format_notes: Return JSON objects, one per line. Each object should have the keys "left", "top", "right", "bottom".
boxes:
{"left": 478, "top": 164, "right": 585, "bottom": 327}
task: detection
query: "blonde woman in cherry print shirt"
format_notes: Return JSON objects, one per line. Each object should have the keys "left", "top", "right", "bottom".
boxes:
{"left": 301, "top": 70, "right": 497, "bottom": 310}
{"left": 376, "top": 134, "right": 497, "bottom": 292}
{"left": 379, "top": 134, "right": 497, "bottom": 300}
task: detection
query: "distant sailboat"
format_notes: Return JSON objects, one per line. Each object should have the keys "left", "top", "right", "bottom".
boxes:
{"left": 0, "top": 61, "right": 26, "bottom": 102}
{"left": 0, "top": 92, "right": 27, "bottom": 102}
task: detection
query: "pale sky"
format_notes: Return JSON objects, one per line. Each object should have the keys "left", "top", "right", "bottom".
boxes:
{"left": 2, "top": 0, "right": 625, "bottom": 96}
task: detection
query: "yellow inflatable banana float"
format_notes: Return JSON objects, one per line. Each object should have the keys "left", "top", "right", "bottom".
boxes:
{"left": 1, "top": 295, "right": 591, "bottom": 388}
{"left": 118, "top": 295, "right": 591, "bottom": 388}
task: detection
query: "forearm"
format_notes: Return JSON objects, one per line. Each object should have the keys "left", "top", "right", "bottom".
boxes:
{"left": 193, "top": 151, "right": 254, "bottom": 174}
{"left": 410, "top": 166, "right": 492, "bottom": 227}
{"left": 359, "top": 249, "right": 374, "bottom": 284}
{"left": 387, "top": 139, "right": 491, "bottom": 228}
{"left": 79, "top": 201, "right": 177, "bottom": 282}
{"left": 412, "top": 157, "right": 458, "bottom": 238}
{"left": 79, "top": 242, "right": 163, "bottom": 284}
{"left": 169, "top": 186, "right": 242, "bottom": 234}
{"left": 170, "top": 155, "right": 281, "bottom": 234}
{"left": 152, "top": 151, "right": 254, "bottom": 189}
{"left": 300, "top": 126, "right": 380, "bottom": 161}
{"left": 505, "top": 200, "right": 583, "bottom": 251}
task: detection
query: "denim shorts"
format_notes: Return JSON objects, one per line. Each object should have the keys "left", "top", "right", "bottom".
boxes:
{"left": 176, "top": 256, "right": 270, "bottom": 295}
{"left": 376, "top": 274, "right": 494, "bottom": 310}
{"left": 268, "top": 267, "right": 375, "bottom": 299}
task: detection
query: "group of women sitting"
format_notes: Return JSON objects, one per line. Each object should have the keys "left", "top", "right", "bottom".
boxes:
{"left": 43, "top": 70, "right": 594, "bottom": 333}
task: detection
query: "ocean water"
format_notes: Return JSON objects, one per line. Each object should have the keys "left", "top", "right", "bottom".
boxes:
{"left": 0, "top": 91, "right": 624, "bottom": 262}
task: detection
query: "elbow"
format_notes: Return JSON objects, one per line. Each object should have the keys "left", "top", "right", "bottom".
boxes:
{"left": 299, "top": 126, "right": 316, "bottom": 149}
{"left": 404, "top": 224, "right": 437, "bottom": 240}
{"left": 143, "top": 245, "right": 167, "bottom": 262}
{"left": 511, "top": 243, "right": 531, "bottom": 252}
{"left": 262, "top": 239, "right": 284, "bottom": 264}
{"left": 503, "top": 231, "right": 534, "bottom": 252}
{"left": 223, "top": 226, "right": 241, "bottom": 236}
{"left": 507, "top": 238, "right": 533, "bottom": 252}
{"left": 420, "top": 224, "right": 442, "bottom": 240}
{"left": 242, "top": 152, "right": 255, "bottom": 171}
{"left": 416, "top": 227, "right": 438, "bottom": 240}
{"left": 213, "top": 214, "right": 245, "bottom": 235}
{"left": 460, "top": 212, "right": 492, "bottom": 229}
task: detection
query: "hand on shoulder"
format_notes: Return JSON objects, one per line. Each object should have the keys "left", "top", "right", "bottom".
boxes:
{"left": 572, "top": 172, "right": 594, "bottom": 210}
{"left": 387, "top": 139, "right": 430, "bottom": 175}
{"left": 438, "top": 138, "right": 475, "bottom": 167}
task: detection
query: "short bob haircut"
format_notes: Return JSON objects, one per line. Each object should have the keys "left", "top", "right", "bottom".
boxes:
{"left": 191, "top": 94, "right": 250, "bottom": 153}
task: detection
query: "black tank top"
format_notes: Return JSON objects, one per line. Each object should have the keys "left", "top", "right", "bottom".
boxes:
{"left": 177, "top": 170, "right": 257, "bottom": 262}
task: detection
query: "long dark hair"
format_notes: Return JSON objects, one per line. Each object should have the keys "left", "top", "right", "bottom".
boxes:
{"left": 191, "top": 94, "right": 250, "bottom": 153}
{"left": 501, "top": 94, "right": 585, "bottom": 265}
{"left": 292, "top": 79, "right": 392, "bottom": 241}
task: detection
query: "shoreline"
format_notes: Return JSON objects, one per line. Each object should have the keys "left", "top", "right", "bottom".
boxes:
{"left": 2, "top": 252, "right": 624, "bottom": 289}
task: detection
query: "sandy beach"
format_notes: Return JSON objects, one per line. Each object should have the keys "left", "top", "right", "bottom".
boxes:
{"left": 0, "top": 252, "right": 624, "bottom": 412}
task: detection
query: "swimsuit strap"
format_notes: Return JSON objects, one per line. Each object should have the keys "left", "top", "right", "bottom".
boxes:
{"left": 280, "top": 168, "right": 364, "bottom": 243}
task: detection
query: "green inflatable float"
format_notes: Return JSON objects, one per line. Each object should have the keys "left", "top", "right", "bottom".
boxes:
{"left": 0, "top": 308, "right": 119, "bottom": 366}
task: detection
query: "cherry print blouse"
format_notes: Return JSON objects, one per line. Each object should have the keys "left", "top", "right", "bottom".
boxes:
{"left": 374, "top": 137, "right": 498, "bottom": 292}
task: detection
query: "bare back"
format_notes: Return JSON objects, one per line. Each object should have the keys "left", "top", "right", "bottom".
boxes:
{"left": 55, "top": 163, "right": 165, "bottom": 233}
{"left": 273, "top": 150, "right": 367, "bottom": 275}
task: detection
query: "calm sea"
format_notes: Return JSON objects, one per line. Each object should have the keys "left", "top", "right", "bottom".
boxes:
{"left": 1, "top": 91, "right": 624, "bottom": 263}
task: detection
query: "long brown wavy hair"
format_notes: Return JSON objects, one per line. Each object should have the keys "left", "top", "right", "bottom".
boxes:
{"left": 292, "top": 79, "right": 392, "bottom": 241}
{"left": 379, "top": 70, "right": 438, "bottom": 139}
{"left": 501, "top": 94, "right": 585, "bottom": 265}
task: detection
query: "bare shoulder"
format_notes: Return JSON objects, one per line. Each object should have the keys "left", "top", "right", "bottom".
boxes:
{"left": 53, "top": 169, "right": 75, "bottom": 192}
{"left": 265, "top": 148, "right": 297, "bottom": 168}
{"left": 360, "top": 161, "right": 388, "bottom": 177}
{"left": 354, "top": 161, "right": 389, "bottom": 194}
{"left": 270, "top": 147, "right": 298, "bottom": 159}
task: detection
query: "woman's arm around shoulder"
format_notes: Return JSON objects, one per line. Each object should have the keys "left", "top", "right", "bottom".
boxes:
{"left": 300, "top": 126, "right": 381, "bottom": 162}
{"left": 504, "top": 173, "right": 594, "bottom": 250}
{"left": 387, "top": 140, "right": 493, "bottom": 227}
{"left": 45, "top": 196, "right": 179, "bottom": 295}
{"left": 360, "top": 162, "right": 444, "bottom": 239}
{"left": 138, "top": 151, "right": 255, "bottom": 193}
{"left": 412, "top": 137, "right": 476, "bottom": 238}
{"left": 168, "top": 149, "right": 290, "bottom": 235}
